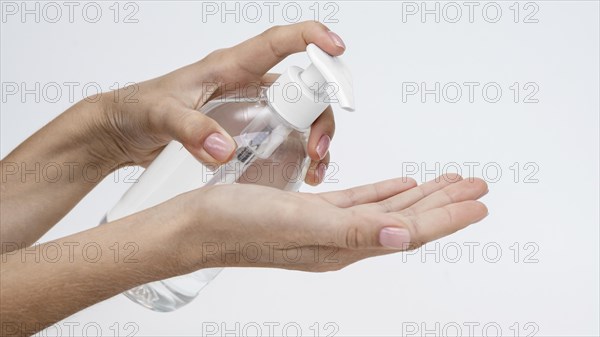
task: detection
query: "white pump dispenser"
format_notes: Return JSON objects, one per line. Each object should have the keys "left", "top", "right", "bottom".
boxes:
{"left": 102, "top": 44, "right": 354, "bottom": 312}
{"left": 267, "top": 43, "right": 355, "bottom": 129}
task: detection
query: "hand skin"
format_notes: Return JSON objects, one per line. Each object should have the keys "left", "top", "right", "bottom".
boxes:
{"left": 1, "top": 174, "right": 488, "bottom": 336}
{"left": 0, "top": 21, "right": 342, "bottom": 248}
{"left": 96, "top": 20, "right": 342, "bottom": 174}
{"left": 0, "top": 20, "right": 490, "bottom": 337}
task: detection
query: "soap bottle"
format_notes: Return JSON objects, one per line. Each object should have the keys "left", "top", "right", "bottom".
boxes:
{"left": 103, "top": 44, "right": 354, "bottom": 312}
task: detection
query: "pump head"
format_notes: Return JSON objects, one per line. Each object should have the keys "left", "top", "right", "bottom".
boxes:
{"left": 265, "top": 43, "right": 355, "bottom": 130}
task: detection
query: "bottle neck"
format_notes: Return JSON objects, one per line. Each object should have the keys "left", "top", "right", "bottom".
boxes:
{"left": 300, "top": 64, "right": 327, "bottom": 90}
{"left": 265, "top": 66, "right": 329, "bottom": 130}
{"left": 265, "top": 96, "right": 309, "bottom": 132}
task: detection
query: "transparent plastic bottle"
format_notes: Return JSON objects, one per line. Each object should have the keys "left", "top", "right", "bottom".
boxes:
{"left": 102, "top": 44, "right": 354, "bottom": 312}
{"left": 106, "top": 91, "right": 309, "bottom": 312}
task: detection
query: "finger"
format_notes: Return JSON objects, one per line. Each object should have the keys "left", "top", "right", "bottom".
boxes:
{"left": 394, "top": 200, "right": 488, "bottom": 249}
{"left": 266, "top": 73, "right": 336, "bottom": 179}
{"left": 309, "top": 198, "right": 486, "bottom": 252}
{"left": 317, "top": 177, "right": 418, "bottom": 208}
{"left": 401, "top": 178, "right": 488, "bottom": 216}
{"left": 222, "top": 73, "right": 280, "bottom": 100}
{"left": 226, "top": 21, "right": 346, "bottom": 78}
{"left": 160, "top": 103, "right": 236, "bottom": 165}
{"left": 307, "top": 106, "right": 335, "bottom": 161}
{"left": 356, "top": 174, "right": 463, "bottom": 213}
{"left": 356, "top": 200, "right": 487, "bottom": 251}
{"left": 320, "top": 210, "right": 400, "bottom": 250}
{"left": 312, "top": 198, "right": 488, "bottom": 259}
{"left": 261, "top": 73, "right": 280, "bottom": 85}
{"left": 304, "top": 152, "right": 330, "bottom": 186}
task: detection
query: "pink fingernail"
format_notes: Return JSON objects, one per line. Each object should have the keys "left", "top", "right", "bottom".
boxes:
{"left": 328, "top": 31, "right": 346, "bottom": 49}
{"left": 203, "top": 133, "right": 235, "bottom": 162}
{"left": 379, "top": 227, "right": 411, "bottom": 249}
{"left": 315, "top": 134, "right": 331, "bottom": 160}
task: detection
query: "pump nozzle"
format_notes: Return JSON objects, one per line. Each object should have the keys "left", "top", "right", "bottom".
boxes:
{"left": 266, "top": 43, "right": 354, "bottom": 130}
{"left": 300, "top": 44, "right": 355, "bottom": 112}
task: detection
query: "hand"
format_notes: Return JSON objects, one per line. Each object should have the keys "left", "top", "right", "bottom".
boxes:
{"left": 0, "top": 174, "right": 488, "bottom": 335}
{"left": 167, "top": 174, "right": 488, "bottom": 273}
{"left": 91, "top": 21, "right": 344, "bottom": 185}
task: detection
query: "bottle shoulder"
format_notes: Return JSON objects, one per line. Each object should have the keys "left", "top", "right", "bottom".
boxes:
{"left": 199, "top": 90, "right": 310, "bottom": 137}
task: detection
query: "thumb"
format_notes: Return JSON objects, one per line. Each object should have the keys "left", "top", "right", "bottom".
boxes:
{"left": 330, "top": 213, "right": 412, "bottom": 251}
{"left": 163, "top": 106, "right": 236, "bottom": 165}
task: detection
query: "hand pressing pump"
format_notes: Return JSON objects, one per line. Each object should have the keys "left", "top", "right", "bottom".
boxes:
{"left": 101, "top": 44, "right": 355, "bottom": 311}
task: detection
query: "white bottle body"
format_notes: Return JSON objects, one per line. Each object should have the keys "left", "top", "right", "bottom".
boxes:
{"left": 103, "top": 91, "right": 310, "bottom": 312}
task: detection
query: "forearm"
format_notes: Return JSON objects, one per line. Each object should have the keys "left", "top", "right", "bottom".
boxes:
{"left": 0, "top": 207, "right": 186, "bottom": 336}
{"left": 1, "top": 99, "right": 121, "bottom": 248}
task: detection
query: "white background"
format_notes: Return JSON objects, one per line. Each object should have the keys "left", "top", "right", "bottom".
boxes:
{"left": 1, "top": 1, "right": 599, "bottom": 336}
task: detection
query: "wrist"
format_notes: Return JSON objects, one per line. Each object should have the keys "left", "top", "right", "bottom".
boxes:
{"left": 158, "top": 190, "right": 217, "bottom": 274}
{"left": 72, "top": 95, "right": 132, "bottom": 171}
{"left": 118, "top": 205, "right": 194, "bottom": 280}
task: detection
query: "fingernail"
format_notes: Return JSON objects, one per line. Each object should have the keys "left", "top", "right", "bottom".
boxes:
{"left": 328, "top": 31, "right": 346, "bottom": 49}
{"left": 315, "top": 134, "right": 331, "bottom": 160}
{"left": 379, "top": 227, "right": 411, "bottom": 249}
{"left": 316, "top": 163, "right": 327, "bottom": 184}
{"left": 203, "top": 133, "right": 235, "bottom": 162}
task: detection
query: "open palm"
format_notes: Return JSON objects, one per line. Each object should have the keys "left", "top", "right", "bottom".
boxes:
{"left": 175, "top": 174, "right": 488, "bottom": 272}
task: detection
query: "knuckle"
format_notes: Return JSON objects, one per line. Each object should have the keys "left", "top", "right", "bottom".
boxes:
{"left": 443, "top": 173, "right": 462, "bottom": 183}
{"left": 406, "top": 217, "right": 424, "bottom": 246}
{"left": 199, "top": 48, "right": 234, "bottom": 84}
{"left": 442, "top": 188, "right": 455, "bottom": 203}
{"left": 303, "top": 20, "right": 328, "bottom": 31}
{"left": 342, "top": 225, "right": 365, "bottom": 249}
{"left": 203, "top": 48, "right": 235, "bottom": 74}
{"left": 343, "top": 188, "right": 359, "bottom": 206}
{"left": 260, "top": 25, "right": 281, "bottom": 42}
{"left": 205, "top": 48, "right": 229, "bottom": 61}
{"left": 179, "top": 117, "right": 198, "bottom": 142}
{"left": 183, "top": 115, "right": 215, "bottom": 142}
{"left": 263, "top": 25, "right": 282, "bottom": 36}
{"left": 263, "top": 27, "right": 286, "bottom": 58}
{"left": 398, "top": 215, "right": 420, "bottom": 245}
{"left": 401, "top": 207, "right": 417, "bottom": 217}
